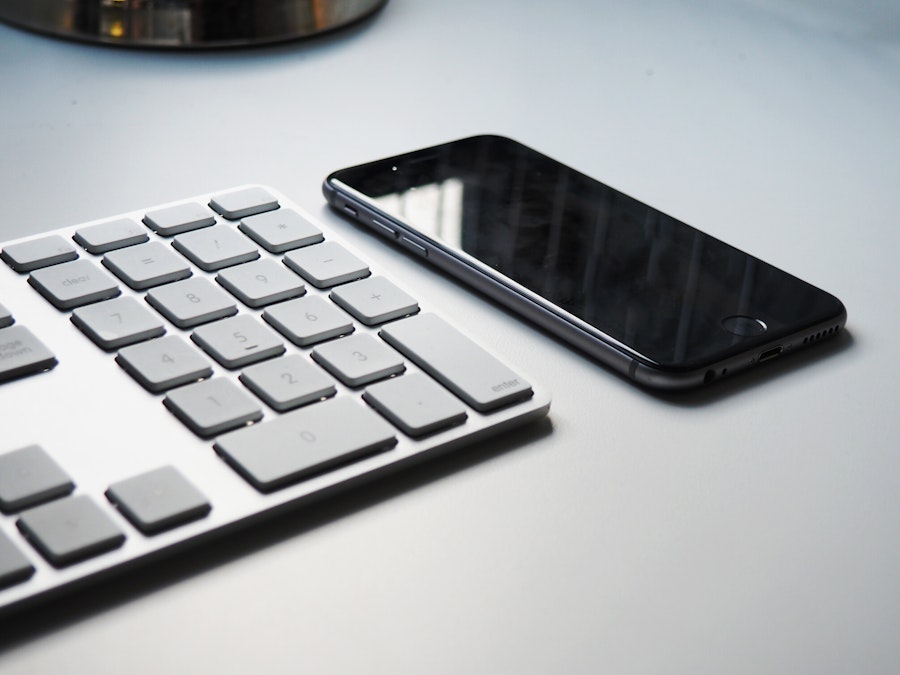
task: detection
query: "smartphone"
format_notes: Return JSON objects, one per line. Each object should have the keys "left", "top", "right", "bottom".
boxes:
{"left": 323, "top": 135, "right": 846, "bottom": 390}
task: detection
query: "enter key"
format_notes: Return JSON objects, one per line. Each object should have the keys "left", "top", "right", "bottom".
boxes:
{"left": 379, "top": 313, "right": 533, "bottom": 412}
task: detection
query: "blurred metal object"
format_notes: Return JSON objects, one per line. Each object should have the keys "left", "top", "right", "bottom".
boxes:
{"left": 0, "top": 0, "right": 388, "bottom": 48}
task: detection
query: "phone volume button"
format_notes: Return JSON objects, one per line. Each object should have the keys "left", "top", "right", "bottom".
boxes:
{"left": 371, "top": 219, "right": 398, "bottom": 239}
{"left": 399, "top": 236, "right": 428, "bottom": 258}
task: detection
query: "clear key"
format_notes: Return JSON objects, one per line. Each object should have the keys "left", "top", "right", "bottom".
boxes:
{"left": 28, "top": 259, "right": 120, "bottom": 310}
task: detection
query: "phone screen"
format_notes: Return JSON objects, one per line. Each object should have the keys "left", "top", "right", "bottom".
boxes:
{"left": 329, "top": 135, "right": 843, "bottom": 372}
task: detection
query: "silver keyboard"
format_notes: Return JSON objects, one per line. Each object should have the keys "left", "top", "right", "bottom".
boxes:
{"left": 0, "top": 186, "right": 550, "bottom": 616}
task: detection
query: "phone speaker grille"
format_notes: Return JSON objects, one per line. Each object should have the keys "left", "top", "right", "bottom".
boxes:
{"left": 802, "top": 324, "right": 841, "bottom": 345}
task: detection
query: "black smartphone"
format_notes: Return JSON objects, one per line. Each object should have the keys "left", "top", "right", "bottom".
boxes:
{"left": 323, "top": 135, "right": 846, "bottom": 390}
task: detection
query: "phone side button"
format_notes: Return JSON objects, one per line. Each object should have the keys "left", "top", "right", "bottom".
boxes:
{"left": 398, "top": 236, "right": 427, "bottom": 257}
{"left": 371, "top": 219, "right": 398, "bottom": 239}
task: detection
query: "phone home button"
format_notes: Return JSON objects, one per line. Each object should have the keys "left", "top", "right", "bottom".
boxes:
{"left": 722, "top": 315, "right": 767, "bottom": 336}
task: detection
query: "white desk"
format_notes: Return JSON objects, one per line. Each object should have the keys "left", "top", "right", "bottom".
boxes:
{"left": 1, "top": 1, "right": 898, "bottom": 672}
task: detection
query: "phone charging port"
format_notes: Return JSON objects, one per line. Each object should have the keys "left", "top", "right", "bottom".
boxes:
{"left": 759, "top": 346, "right": 784, "bottom": 362}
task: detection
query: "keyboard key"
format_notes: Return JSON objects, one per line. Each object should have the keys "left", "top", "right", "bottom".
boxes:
{"left": 191, "top": 315, "right": 285, "bottom": 369}
{"left": 28, "top": 259, "right": 121, "bottom": 310}
{"left": 240, "top": 354, "right": 337, "bottom": 412}
{"left": 143, "top": 202, "right": 216, "bottom": 236}
{"left": 363, "top": 373, "right": 467, "bottom": 437}
{"left": 106, "top": 466, "right": 211, "bottom": 534}
{"left": 0, "top": 529, "right": 34, "bottom": 589}
{"left": 380, "top": 313, "right": 533, "bottom": 412}
{"left": 216, "top": 258, "right": 306, "bottom": 308}
{"left": 17, "top": 495, "right": 125, "bottom": 568}
{"left": 0, "top": 302, "right": 12, "bottom": 328}
{"left": 262, "top": 295, "right": 353, "bottom": 346}
{"left": 72, "top": 296, "right": 166, "bottom": 350}
{"left": 146, "top": 277, "right": 238, "bottom": 329}
{"left": 330, "top": 276, "right": 419, "bottom": 326}
{"left": 172, "top": 225, "right": 260, "bottom": 272}
{"left": 73, "top": 218, "right": 149, "bottom": 254}
{"left": 214, "top": 397, "right": 397, "bottom": 492}
{"left": 1, "top": 235, "right": 78, "bottom": 273}
{"left": 311, "top": 333, "right": 405, "bottom": 387}
{"left": 209, "top": 187, "right": 279, "bottom": 219}
{"left": 164, "top": 377, "right": 263, "bottom": 437}
{"left": 283, "top": 241, "right": 369, "bottom": 288}
{"left": 0, "top": 325, "right": 58, "bottom": 383}
{"left": 238, "top": 208, "right": 323, "bottom": 253}
{"left": 0, "top": 445, "right": 74, "bottom": 513}
{"left": 116, "top": 335, "right": 214, "bottom": 393}
{"left": 103, "top": 241, "right": 192, "bottom": 290}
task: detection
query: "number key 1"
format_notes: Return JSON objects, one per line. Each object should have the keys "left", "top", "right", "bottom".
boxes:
{"left": 164, "top": 377, "right": 262, "bottom": 437}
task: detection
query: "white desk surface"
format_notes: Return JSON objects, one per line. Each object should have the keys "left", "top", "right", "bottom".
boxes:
{"left": 1, "top": 1, "right": 898, "bottom": 672}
